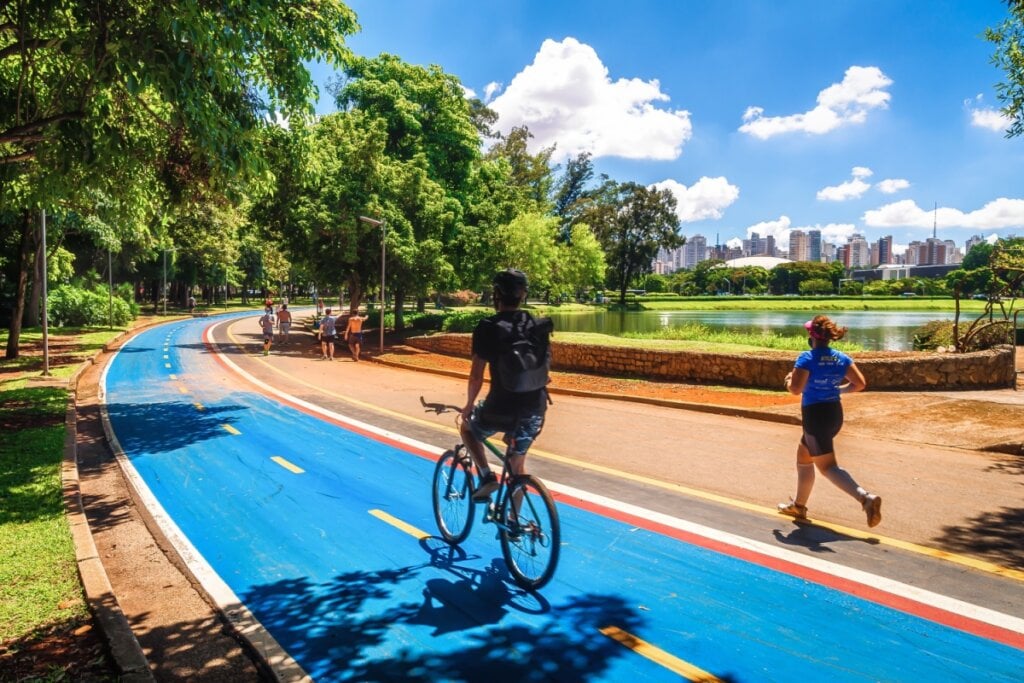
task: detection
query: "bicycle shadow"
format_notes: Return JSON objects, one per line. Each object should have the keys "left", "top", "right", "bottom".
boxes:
{"left": 409, "top": 539, "right": 550, "bottom": 636}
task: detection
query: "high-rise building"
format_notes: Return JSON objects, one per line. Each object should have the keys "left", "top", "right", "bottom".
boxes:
{"left": 821, "top": 241, "right": 835, "bottom": 262}
{"left": 965, "top": 234, "right": 986, "bottom": 255}
{"left": 744, "top": 232, "right": 776, "bottom": 257}
{"left": 788, "top": 230, "right": 809, "bottom": 261}
{"left": 847, "top": 234, "right": 870, "bottom": 268}
{"left": 877, "top": 235, "right": 893, "bottom": 264}
{"left": 808, "top": 230, "right": 822, "bottom": 262}
{"left": 683, "top": 234, "right": 708, "bottom": 269}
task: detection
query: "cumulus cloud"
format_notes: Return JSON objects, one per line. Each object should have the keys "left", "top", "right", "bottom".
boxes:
{"left": 876, "top": 178, "right": 910, "bottom": 194}
{"left": 488, "top": 37, "right": 693, "bottom": 161}
{"left": 740, "top": 217, "right": 857, "bottom": 250}
{"left": 851, "top": 167, "right": 873, "bottom": 179}
{"left": 739, "top": 66, "right": 892, "bottom": 139}
{"left": 650, "top": 177, "right": 739, "bottom": 223}
{"left": 863, "top": 198, "right": 1024, "bottom": 229}
{"left": 483, "top": 81, "right": 502, "bottom": 103}
{"left": 460, "top": 84, "right": 476, "bottom": 99}
{"left": 970, "top": 108, "right": 1011, "bottom": 132}
{"left": 726, "top": 237, "right": 743, "bottom": 249}
{"left": 817, "top": 167, "right": 873, "bottom": 201}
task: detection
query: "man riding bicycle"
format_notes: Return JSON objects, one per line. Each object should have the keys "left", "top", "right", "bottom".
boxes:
{"left": 460, "top": 269, "right": 550, "bottom": 503}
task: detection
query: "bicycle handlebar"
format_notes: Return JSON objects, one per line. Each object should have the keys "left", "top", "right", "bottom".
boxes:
{"left": 420, "top": 396, "right": 462, "bottom": 415}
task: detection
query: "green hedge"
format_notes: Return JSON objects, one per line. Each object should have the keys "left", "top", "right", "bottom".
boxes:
{"left": 48, "top": 285, "right": 134, "bottom": 327}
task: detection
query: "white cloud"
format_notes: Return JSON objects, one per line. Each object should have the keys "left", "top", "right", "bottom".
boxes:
{"left": 266, "top": 111, "right": 290, "bottom": 129}
{"left": 744, "top": 215, "right": 792, "bottom": 248}
{"left": 460, "top": 84, "right": 476, "bottom": 99}
{"left": 739, "top": 66, "right": 892, "bottom": 139}
{"left": 738, "top": 218, "right": 857, "bottom": 250}
{"left": 851, "top": 166, "right": 873, "bottom": 179}
{"left": 863, "top": 198, "right": 1024, "bottom": 229}
{"left": 876, "top": 178, "right": 910, "bottom": 194}
{"left": 483, "top": 81, "right": 502, "bottom": 103}
{"left": 817, "top": 178, "right": 871, "bottom": 202}
{"left": 650, "top": 177, "right": 739, "bottom": 223}
{"left": 970, "top": 107, "right": 1011, "bottom": 132}
{"left": 726, "top": 237, "right": 743, "bottom": 249}
{"left": 488, "top": 37, "right": 693, "bottom": 161}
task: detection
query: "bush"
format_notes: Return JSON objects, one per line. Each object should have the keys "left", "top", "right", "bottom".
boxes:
{"left": 442, "top": 309, "right": 491, "bottom": 332}
{"left": 439, "top": 290, "right": 480, "bottom": 307}
{"left": 404, "top": 312, "right": 446, "bottom": 331}
{"left": 913, "top": 319, "right": 1013, "bottom": 351}
{"left": 49, "top": 285, "right": 134, "bottom": 327}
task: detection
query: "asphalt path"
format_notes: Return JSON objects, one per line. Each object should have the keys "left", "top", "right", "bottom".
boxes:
{"left": 100, "top": 312, "right": 1024, "bottom": 682}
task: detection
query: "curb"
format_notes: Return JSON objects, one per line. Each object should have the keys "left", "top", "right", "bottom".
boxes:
{"left": 64, "top": 352, "right": 155, "bottom": 682}
{"left": 370, "top": 354, "right": 803, "bottom": 427}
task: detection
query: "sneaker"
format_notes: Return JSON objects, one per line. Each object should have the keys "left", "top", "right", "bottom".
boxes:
{"left": 472, "top": 472, "right": 499, "bottom": 502}
{"left": 777, "top": 499, "right": 808, "bottom": 520}
{"left": 862, "top": 494, "right": 882, "bottom": 528}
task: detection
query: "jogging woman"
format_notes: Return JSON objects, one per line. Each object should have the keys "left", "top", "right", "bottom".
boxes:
{"left": 779, "top": 314, "right": 882, "bottom": 527}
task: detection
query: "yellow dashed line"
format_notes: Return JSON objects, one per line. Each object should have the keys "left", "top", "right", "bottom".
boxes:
{"left": 194, "top": 402, "right": 205, "bottom": 411}
{"left": 164, "top": 363, "right": 171, "bottom": 369}
{"left": 177, "top": 385, "right": 188, "bottom": 394}
{"left": 271, "top": 456, "right": 304, "bottom": 474}
{"left": 169, "top": 374, "right": 177, "bottom": 380}
{"left": 369, "top": 509, "right": 430, "bottom": 540}
{"left": 221, "top": 424, "right": 240, "bottom": 436}
{"left": 218, "top": 319, "right": 1023, "bottom": 583}
{"left": 600, "top": 626, "right": 722, "bottom": 681}
{"left": 163, "top": 354, "right": 169, "bottom": 360}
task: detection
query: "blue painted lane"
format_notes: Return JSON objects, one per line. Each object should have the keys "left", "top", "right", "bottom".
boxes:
{"left": 104, "top": 319, "right": 1024, "bottom": 682}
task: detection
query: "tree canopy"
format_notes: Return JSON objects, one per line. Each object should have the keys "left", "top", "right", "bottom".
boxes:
{"left": 986, "top": 0, "right": 1024, "bottom": 137}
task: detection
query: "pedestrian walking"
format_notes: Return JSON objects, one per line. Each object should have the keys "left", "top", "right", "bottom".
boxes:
{"left": 343, "top": 309, "right": 368, "bottom": 361}
{"left": 259, "top": 306, "right": 276, "bottom": 356}
{"left": 779, "top": 314, "right": 882, "bottom": 527}
{"left": 277, "top": 303, "right": 292, "bottom": 344}
{"left": 320, "top": 308, "right": 337, "bottom": 360}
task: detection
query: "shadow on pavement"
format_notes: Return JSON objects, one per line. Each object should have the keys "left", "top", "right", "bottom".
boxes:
{"left": 772, "top": 523, "right": 880, "bottom": 554}
{"left": 105, "top": 401, "right": 246, "bottom": 456}
{"left": 237, "top": 537, "right": 683, "bottom": 682}
{"left": 936, "top": 506, "right": 1024, "bottom": 571}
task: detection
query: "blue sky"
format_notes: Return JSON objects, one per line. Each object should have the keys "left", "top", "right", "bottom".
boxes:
{"left": 308, "top": 0, "right": 1023, "bottom": 255}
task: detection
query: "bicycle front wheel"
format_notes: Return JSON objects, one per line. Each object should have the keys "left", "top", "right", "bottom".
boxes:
{"left": 500, "top": 475, "right": 560, "bottom": 590}
{"left": 432, "top": 448, "right": 476, "bottom": 544}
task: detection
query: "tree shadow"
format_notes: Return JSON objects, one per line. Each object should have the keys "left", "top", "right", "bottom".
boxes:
{"left": 934, "top": 506, "right": 1024, "bottom": 571}
{"left": 105, "top": 401, "right": 248, "bottom": 456}
{"left": 986, "top": 454, "right": 1024, "bottom": 478}
{"left": 772, "top": 522, "right": 880, "bottom": 554}
{"left": 239, "top": 542, "right": 649, "bottom": 682}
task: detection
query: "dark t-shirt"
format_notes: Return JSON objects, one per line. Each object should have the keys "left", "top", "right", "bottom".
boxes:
{"left": 472, "top": 310, "right": 547, "bottom": 416}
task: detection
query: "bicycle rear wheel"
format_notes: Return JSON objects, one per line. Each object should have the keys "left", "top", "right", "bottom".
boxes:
{"left": 500, "top": 475, "right": 560, "bottom": 590}
{"left": 432, "top": 448, "right": 476, "bottom": 544}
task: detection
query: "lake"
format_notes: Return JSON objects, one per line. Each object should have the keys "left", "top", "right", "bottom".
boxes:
{"left": 544, "top": 309, "right": 959, "bottom": 351}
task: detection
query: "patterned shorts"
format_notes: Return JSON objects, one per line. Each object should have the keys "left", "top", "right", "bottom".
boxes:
{"left": 467, "top": 403, "right": 545, "bottom": 457}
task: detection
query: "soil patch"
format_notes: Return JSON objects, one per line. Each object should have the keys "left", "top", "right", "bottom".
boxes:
{"left": 0, "top": 618, "right": 115, "bottom": 682}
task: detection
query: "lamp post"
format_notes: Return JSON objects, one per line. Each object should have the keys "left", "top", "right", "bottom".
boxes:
{"left": 108, "top": 248, "right": 114, "bottom": 329}
{"left": 358, "top": 215, "right": 386, "bottom": 354}
{"left": 162, "top": 247, "right": 177, "bottom": 316}
{"left": 40, "top": 209, "right": 51, "bottom": 376}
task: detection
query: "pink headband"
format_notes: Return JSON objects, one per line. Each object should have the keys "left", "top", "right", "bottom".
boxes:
{"left": 804, "top": 320, "right": 827, "bottom": 340}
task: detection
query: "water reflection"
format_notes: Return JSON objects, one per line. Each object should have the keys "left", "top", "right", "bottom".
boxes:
{"left": 545, "top": 309, "right": 957, "bottom": 351}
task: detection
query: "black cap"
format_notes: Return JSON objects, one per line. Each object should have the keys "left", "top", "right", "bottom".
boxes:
{"left": 492, "top": 269, "right": 528, "bottom": 297}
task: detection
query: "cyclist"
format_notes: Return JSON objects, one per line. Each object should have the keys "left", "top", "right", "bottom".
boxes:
{"left": 460, "top": 269, "right": 549, "bottom": 502}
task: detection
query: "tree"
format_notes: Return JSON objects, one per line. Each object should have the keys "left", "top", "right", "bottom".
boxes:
{"left": 577, "top": 181, "right": 683, "bottom": 305}
{"left": 552, "top": 152, "right": 595, "bottom": 239}
{"left": 484, "top": 126, "right": 556, "bottom": 213}
{"left": 947, "top": 237, "right": 1024, "bottom": 351}
{"left": 1, "top": 0, "right": 357, "bottom": 357}
{"left": 554, "top": 223, "right": 606, "bottom": 300}
{"left": 986, "top": 1, "right": 1024, "bottom": 137}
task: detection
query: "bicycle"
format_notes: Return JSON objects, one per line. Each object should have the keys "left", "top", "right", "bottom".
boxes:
{"left": 421, "top": 397, "right": 560, "bottom": 590}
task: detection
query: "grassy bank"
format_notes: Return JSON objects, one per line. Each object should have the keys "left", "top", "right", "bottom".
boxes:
{"left": 0, "top": 325, "right": 127, "bottom": 675}
{"left": 619, "top": 323, "right": 862, "bottom": 352}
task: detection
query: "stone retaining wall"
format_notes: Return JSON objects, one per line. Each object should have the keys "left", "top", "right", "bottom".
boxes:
{"left": 405, "top": 334, "right": 1016, "bottom": 390}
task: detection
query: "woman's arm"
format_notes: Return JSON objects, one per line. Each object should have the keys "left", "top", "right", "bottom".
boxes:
{"left": 842, "top": 363, "right": 867, "bottom": 393}
{"left": 785, "top": 367, "right": 809, "bottom": 395}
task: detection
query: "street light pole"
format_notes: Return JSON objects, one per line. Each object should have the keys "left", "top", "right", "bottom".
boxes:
{"left": 161, "top": 247, "right": 176, "bottom": 316}
{"left": 41, "top": 209, "right": 50, "bottom": 376}
{"left": 358, "top": 215, "right": 385, "bottom": 354}
{"left": 108, "top": 248, "right": 113, "bottom": 329}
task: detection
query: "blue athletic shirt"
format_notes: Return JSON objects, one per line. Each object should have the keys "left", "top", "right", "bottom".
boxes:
{"left": 794, "top": 347, "right": 853, "bottom": 406}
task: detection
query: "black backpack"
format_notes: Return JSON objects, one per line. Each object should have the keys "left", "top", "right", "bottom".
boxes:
{"left": 493, "top": 312, "right": 553, "bottom": 393}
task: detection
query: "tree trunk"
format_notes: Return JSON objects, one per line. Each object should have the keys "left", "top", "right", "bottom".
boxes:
{"left": 416, "top": 296, "right": 426, "bottom": 313}
{"left": 393, "top": 286, "right": 405, "bottom": 332}
{"left": 5, "top": 212, "right": 34, "bottom": 359}
{"left": 26, "top": 237, "right": 43, "bottom": 326}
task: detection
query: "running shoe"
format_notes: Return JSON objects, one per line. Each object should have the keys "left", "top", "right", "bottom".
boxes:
{"left": 862, "top": 494, "right": 882, "bottom": 527}
{"left": 777, "top": 499, "right": 808, "bottom": 519}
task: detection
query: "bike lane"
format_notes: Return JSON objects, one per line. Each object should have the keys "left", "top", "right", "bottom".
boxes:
{"left": 102, "top": 317, "right": 1024, "bottom": 681}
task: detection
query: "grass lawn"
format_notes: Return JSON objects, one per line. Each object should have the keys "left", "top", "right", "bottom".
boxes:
{"left": 636, "top": 296, "right": 989, "bottom": 313}
{"left": 0, "top": 324, "right": 129, "bottom": 677}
